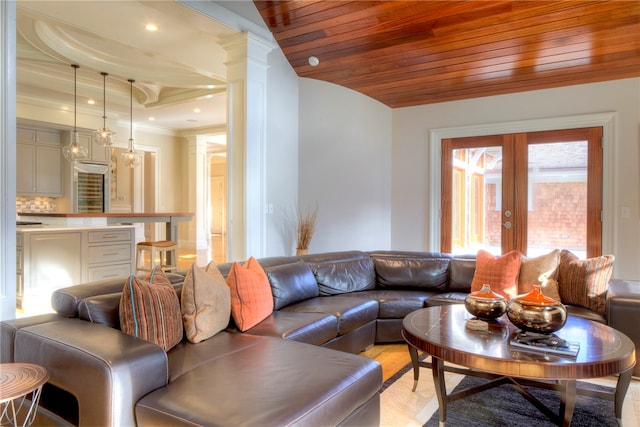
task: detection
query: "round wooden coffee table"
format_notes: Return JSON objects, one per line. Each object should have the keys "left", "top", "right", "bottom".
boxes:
{"left": 402, "top": 305, "right": 636, "bottom": 427}
{"left": 0, "top": 363, "right": 49, "bottom": 427}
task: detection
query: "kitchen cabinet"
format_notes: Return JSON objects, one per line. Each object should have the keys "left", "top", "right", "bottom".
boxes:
{"left": 16, "top": 226, "right": 134, "bottom": 315}
{"left": 76, "top": 131, "right": 109, "bottom": 164}
{"left": 16, "top": 127, "right": 64, "bottom": 196}
{"left": 87, "top": 229, "right": 134, "bottom": 281}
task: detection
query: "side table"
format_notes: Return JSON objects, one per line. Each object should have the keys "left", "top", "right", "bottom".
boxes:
{"left": 0, "top": 363, "right": 49, "bottom": 427}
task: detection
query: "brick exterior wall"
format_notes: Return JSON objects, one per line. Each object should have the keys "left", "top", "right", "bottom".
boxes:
{"left": 486, "top": 182, "right": 586, "bottom": 251}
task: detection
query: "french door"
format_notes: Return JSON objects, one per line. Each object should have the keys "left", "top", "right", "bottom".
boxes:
{"left": 441, "top": 127, "right": 603, "bottom": 258}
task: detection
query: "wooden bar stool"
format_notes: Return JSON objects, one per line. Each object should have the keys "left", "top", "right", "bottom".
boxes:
{"left": 136, "top": 240, "right": 178, "bottom": 273}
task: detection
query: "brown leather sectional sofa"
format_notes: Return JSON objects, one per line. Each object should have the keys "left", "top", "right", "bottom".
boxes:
{"left": 2, "top": 250, "right": 639, "bottom": 426}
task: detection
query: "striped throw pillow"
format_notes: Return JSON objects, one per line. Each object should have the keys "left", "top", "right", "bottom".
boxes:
{"left": 119, "top": 269, "right": 183, "bottom": 351}
{"left": 558, "top": 250, "right": 614, "bottom": 314}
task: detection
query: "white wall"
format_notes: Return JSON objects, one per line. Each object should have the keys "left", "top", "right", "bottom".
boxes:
{"left": 299, "top": 78, "right": 392, "bottom": 253}
{"left": 265, "top": 48, "right": 299, "bottom": 256}
{"left": 392, "top": 78, "right": 640, "bottom": 280}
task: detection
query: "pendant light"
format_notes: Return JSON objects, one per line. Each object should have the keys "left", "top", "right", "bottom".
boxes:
{"left": 121, "top": 79, "right": 143, "bottom": 168}
{"left": 93, "top": 72, "right": 115, "bottom": 147}
{"left": 62, "top": 64, "right": 88, "bottom": 162}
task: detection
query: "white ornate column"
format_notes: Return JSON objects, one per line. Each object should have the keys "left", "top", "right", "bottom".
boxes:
{"left": 221, "top": 32, "right": 274, "bottom": 261}
{"left": 0, "top": 1, "right": 16, "bottom": 320}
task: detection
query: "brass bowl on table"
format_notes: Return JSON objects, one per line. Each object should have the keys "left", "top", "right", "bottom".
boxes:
{"left": 464, "top": 284, "right": 508, "bottom": 320}
{"left": 506, "top": 285, "right": 567, "bottom": 334}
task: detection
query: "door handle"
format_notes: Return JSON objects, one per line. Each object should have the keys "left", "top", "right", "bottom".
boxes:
{"left": 502, "top": 221, "right": 512, "bottom": 229}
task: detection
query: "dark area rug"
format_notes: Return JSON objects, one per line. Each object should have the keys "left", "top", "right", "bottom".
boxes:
{"left": 424, "top": 375, "right": 618, "bottom": 427}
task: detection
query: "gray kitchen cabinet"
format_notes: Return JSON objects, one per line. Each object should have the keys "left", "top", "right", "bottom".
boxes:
{"left": 16, "top": 127, "right": 63, "bottom": 196}
{"left": 76, "top": 131, "right": 109, "bottom": 164}
{"left": 16, "top": 226, "right": 134, "bottom": 315}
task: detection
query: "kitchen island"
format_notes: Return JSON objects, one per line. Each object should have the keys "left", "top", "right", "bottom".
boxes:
{"left": 16, "top": 213, "right": 194, "bottom": 316}
{"left": 17, "top": 225, "right": 135, "bottom": 316}
{"left": 18, "top": 212, "right": 194, "bottom": 243}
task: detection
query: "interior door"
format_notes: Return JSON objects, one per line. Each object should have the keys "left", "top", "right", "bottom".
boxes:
{"left": 441, "top": 127, "right": 603, "bottom": 257}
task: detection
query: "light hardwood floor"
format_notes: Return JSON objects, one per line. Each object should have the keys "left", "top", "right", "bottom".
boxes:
{"left": 359, "top": 343, "right": 412, "bottom": 382}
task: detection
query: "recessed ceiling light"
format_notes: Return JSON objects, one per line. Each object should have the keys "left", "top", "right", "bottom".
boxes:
{"left": 193, "top": 108, "right": 201, "bottom": 113}
{"left": 148, "top": 116, "right": 155, "bottom": 121}
{"left": 145, "top": 23, "right": 158, "bottom": 32}
{"left": 308, "top": 56, "right": 319, "bottom": 66}
{"left": 87, "top": 99, "right": 95, "bottom": 105}
{"left": 206, "top": 85, "right": 215, "bottom": 89}
{"left": 205, "top": 95, "right": 213, "bottom": 99}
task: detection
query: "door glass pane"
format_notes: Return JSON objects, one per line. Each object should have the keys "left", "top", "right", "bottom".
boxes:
{"left": 451, "top": 146, "right": 502, "bottom": 255}
{"left": 527, "top": 141, "right": 587, "bottom": 257}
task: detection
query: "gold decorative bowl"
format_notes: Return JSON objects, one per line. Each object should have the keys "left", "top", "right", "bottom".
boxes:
{"left": 506, "top": 285, "right": 567, "bottom": 334}
{"left": 464, "top": 284, "right": 508, "bottom": 320}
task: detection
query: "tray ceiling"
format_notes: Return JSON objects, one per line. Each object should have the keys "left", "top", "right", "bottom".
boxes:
{"left": 16, "top": 1, "right": 237, "bottom": 131}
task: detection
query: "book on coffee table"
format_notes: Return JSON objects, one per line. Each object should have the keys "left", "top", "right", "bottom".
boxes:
{"left": 509, "top": 332, "right": 580, "bottom": 357}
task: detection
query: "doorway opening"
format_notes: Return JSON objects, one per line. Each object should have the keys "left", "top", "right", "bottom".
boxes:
{"left": 203, "top": 133, "right": 227, "bottom": 264}
{"left": 441, "top": 127, "right": 603, "bottom": 258}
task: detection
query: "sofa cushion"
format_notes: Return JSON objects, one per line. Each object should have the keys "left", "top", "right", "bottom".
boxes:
{"left": 227, "top": 257, "right": 274, "bottom": 332}
{"left": 369, "top": 251, "right": 450, "bottom": 290}
{"left": 78, "top": 292, "right": 122, "bottom": 328}
{"left": 244, "top": 311, "right": 338, "bottom": 345}
{"left": 77, "top": 282, "right": 183, "bottom": 330}
{"left": 181, "top": 262, "right": 230, "bottom": 343}
{"left": 306, "top": 253, "right": 376, "bottom": 295}
{"left": 265, "top": 262, "right": 319, "bottom": 310}
{"left": 136, "top": 336, "right": 381, "bottom": 427}
{"left": 558, "top": 250, "right": 614, "bottom": 315}
{"left": 347, "top": 290, "right": 435, "bottom": 319}
{"left": 448, "top": 256, "right": 476, "bottom": 292}
{"left": 167, "top": 331, "right": 265, "bottom": 382}
{"left": 470, "top": 250, "right": 521, "bottom": 298}
{"left": 281, "top": 296, "right": 378, "bottom": 336}
{"left": 52, "top": 273, "right": 185, "bottom": 318}
{"left": 518, "top": 249, "right": 561, "bottom": 300}
{"left": 426, "top": 292, "right": 467, "bottom": 306}
{"left": 119, "top": 270, "right": 183, "bottom": 352}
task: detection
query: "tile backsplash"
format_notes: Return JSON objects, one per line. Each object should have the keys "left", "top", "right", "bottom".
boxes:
{"left": 16, "top": 197, "right": 56, "bottom": 213}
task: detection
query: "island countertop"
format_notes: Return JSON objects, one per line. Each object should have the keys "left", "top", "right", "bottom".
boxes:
{"left": 19, "top": 212, "right": 193, "bottom": 218}
{"left": 18, "top": 212, "right": 194, "bottom": 243}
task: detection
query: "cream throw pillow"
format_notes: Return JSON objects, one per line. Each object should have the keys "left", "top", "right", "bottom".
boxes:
{"left": 181, "top": 262, "right": 231, "bottom": 343}
{"left": 518, "top": 249, "right": 561, "bottom": 301}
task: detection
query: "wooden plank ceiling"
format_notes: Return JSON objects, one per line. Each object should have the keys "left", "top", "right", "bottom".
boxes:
{"left": 254, "top": 1, "right": 640, "bottom": 108}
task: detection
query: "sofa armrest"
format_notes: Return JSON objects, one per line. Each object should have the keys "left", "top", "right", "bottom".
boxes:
{"left": 1, "top": 313, "right": 66, "bottom": 363}
{"left": 606, "top": 279, "right": 640, "bottom": 376}
{"left": 14, "top": 318, "right": 168, "bottom": 427}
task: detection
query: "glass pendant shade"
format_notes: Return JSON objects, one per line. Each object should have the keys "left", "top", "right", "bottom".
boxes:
{"left": 93, "top": 72, "right": 115, "bottom": 147}
{"left": 63, "top": 64, "right": 88, "bottom": 162}
{"left": 120, "top": 79, "right": 142, "bottom": 168}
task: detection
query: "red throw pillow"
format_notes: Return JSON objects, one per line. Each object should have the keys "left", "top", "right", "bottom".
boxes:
{"left": 471, "top": 250, "right": 522, "bottom": 299}
{"left": 227, "top": 257, "right": 273, "bottom": 331}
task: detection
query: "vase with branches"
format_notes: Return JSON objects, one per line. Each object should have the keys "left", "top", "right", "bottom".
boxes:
{"left": 293, "top": 205, "right": 318, "bottom": 255}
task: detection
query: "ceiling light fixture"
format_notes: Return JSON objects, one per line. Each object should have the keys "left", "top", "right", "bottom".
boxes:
{"left": 308, "top": 56, "right": 319, "bottom": 67}
{"left": 62, "top": 64, "right": 88, "bottom": 162}
{"left": 145, "top": 23, "right": 158, "bottom": 31}
{"left": 121, "top": 79, "right": 143, "bottom": 168}
{"left": 93, "top": 72, "right": 116, "bottom": 147}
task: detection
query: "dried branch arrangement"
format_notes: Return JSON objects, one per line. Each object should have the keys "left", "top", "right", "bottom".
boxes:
{"left": 295, "top": 205, "right": 319, "bottom": 250}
